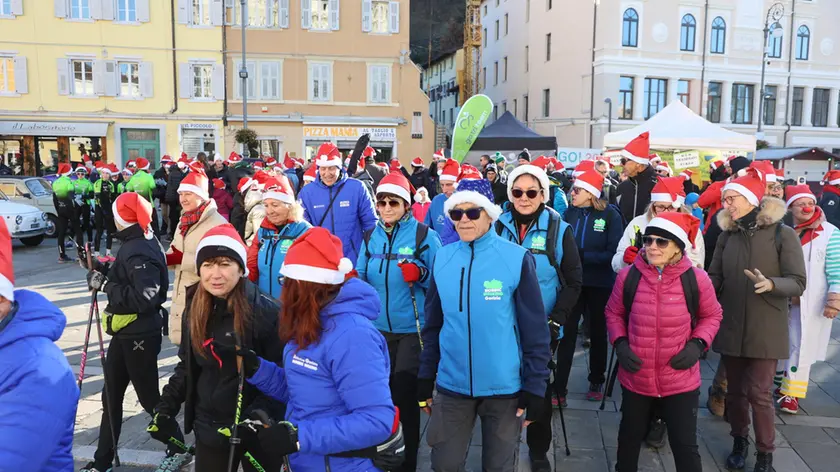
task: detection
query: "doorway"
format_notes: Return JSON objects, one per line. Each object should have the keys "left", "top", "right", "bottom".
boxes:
{"left": 121, "top": 129, "right": 161, "bottom": 168}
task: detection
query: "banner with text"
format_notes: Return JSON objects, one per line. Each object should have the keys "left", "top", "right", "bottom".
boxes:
{"left": 451, "top": 94, "right": 493, "bottom": 163}
{"left": 556, "top": 148, "right": 601, "bottom": 167}
{"left": 673, "top": 151, "right": 700, "bottom": 169}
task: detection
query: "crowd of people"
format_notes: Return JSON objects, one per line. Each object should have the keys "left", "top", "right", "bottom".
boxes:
{"left": 1, "top": 131, "right": 838, "bottom": 472}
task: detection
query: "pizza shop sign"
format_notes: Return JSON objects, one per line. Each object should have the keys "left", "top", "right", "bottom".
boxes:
{"left": 302, "top": 126, "right": 396, "bottom": 141}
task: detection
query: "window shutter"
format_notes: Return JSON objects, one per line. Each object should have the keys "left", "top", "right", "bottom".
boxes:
{"left": 233, "top": 61, "right": 242, "bottom": 99}
{"left": 93, "top": 60, "right": 106, "bottom": 95}
{"left": 279, "top": 0, "right": 289, "bottom": 28}
{"left": 100, "top": 0, "right": 115, "bottom": 20}
{"left": 54, "top": 0, "right": 67, "bottom": 18}
{"left": 309, "top": 64, "right": 318, "bottom": 100}
{"left": 11, "top": 0, "right": 23, "bottom": 16}
{"left": 140, "top": 62, "right": 154, "bottom": 97}
{"left": 329, "top": 0, "right": 339, "bottom": 30}
{"left": 90, "top": 0, "right": 103, "bottom": 20}
{"left": 322, "top": 65, "right": 330, "bottom": 99}
{"left": 103, "top": 61, "right": 118, "bottom": 96}
{"left": 137, "top": 0, "right": 150, "bottom": 22}
{"left": 212, "top": 63, "right": 225, "bottom": 100}
{"left": 362, "top": 0, "right": 371, "bottom": 32}
{"left": 177, "top": 0, "right": 190, "bottom": 24}
{"left": 301, "top": 0, "right": 311, "bottom": 29}
{"left": 13, "top": 56, "right": 27, "bottom": 94}
{"left": 211, "top": 0, "right": 224, "bottom": 25}
{"left": 57, "top": 58, "right": 70, "bottom": 95}
{"left": 383, "top": 67, "right": 390, "bottom": 102}
{"left": 179, "top": 63, "right": 192, "bottom": 98}
{"left": 247, "top": 61, "right": 257, "bottom": 99}
{"left": 388, "top": 1, "right": 399, "bottom": 34}
{"left": 369, "top": 67, "right": 377, "bottom": 102}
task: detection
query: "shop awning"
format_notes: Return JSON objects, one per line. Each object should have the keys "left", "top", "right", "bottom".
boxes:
{"left": 0, "top": 120, "right": 110, "bottom": 137}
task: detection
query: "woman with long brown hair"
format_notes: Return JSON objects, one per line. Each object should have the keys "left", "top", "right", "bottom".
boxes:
{"left": 150, "top": 224, "right": 286, "bottom": 471}
{"left": 243, "top": 227, "right": 399, "bottom": 471}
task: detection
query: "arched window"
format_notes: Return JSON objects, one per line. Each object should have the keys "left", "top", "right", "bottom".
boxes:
{"left": 796, "top": 25, "right": 810, "bottom": 60}
{"left": 711, "top": 17, "right": 726, "bottom": 54}
{"left": 768, "top": 24, "right": 782, "bottom": 59}
{"left": 622, "top": 9, "right": 639, "bottom": 47}
{"left": 680, "top": 14, "right": 696, "bottom": 51}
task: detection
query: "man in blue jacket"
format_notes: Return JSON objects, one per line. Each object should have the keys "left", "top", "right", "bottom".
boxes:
{"left": 418, "top": 179, "right": 551, "bottom": 471}
{"left": 299, "top": 143, "right": 377, "bottom": 263}
{"left": 0, "top": 218, "right": 79, "bottom": 471}
{"left": 423, "top": 158, "right": 462, "bottom": 246}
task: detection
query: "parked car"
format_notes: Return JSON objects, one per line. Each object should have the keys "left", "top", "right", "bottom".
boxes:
{"left": 0, "top": 189, "right": 48, "bottom": 246}
{"left": 0, "top": 176, "right": 58, "bottom": 237}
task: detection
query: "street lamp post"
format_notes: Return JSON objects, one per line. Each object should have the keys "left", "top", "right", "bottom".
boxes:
{"left": 604, "top": 97, "right": 613, "bottom": 133}
{"left": 757, "top": 3, "right": 784, "bottom": 139}
{"left": 239, "top": 0, "right": 250, "bottom": 158}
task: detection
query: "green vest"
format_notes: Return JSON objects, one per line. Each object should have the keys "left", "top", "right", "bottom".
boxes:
{"left": 74, "top": 178, "right": 94, "bottom": 206}
{"left": 53, "top": 176, "right": 75, "bottom": 200}
{"left": 127, "top": 171, "right": 155, "bottom": 201}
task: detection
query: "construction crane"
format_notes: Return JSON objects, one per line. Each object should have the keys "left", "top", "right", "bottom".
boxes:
{"left": 461, "top": 0, "right": 482, "bottom": 105}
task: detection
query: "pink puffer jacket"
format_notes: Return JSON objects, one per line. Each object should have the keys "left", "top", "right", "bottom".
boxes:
{"left": 605, "top": 253, "right": 722, "bottom": 398}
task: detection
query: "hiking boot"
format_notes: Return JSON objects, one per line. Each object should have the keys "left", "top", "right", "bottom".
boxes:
{"left": 753, "top": 452, "right": 772, "bottom": 472}
{"left": 726, "top": 436, "right": 750, "bottom": 470}
{"left": 529, "top": 453, "right": 551, "bottom": 472}
{"left": 779, "top": 395, "right": 799, "bottom": 414}
{"left": 553, "top": 396, "right": 568, "bottom": 408}
{"left": 708, "top": 385, "right": 726, "bottom": 417}
{"left": 645, "top": 419, "right": 667, "bottom": 449}
{"left": 58, "top": 254, "right": 73, "bottom": 263}
{"left": 587, "top": 382, "right": 604, "bottom": 402}
{"left": 78, "top": 462, "right": 111, "bottom": 472}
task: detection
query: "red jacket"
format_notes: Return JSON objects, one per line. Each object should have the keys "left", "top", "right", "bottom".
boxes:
{"left": 605, "top": 254, "right": 722, "bottom": 398}
{"left": 212, "top": 188, "right": 233, "bottom": 221}
{"left": 411, "top": 201, "right": 430, "bottom": 222}
{"left": 697, "top": 180, "right": 725, "bottom": 233}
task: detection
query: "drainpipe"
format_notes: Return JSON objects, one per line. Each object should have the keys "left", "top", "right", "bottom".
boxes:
{"left": 588, "top": 0, "right": 598, "bottom": 148}
{"left": 222, "top": 9, "right": 228, "bottom": 126}
{"left": 783, "top": 0, "right": 797, "bottom": 147}
{"left": 169, "top": 0, "right": 178, "bottom": 114}
{"left": 698, "top": 0, "right": 709, "bottom": 115}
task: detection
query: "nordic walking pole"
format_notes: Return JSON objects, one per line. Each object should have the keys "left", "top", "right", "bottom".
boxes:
{"left": 408, "top": 282, "right": 423, "bottom": 350}
{"left": 77, "top": 298, "right": 96, "bottom": 390}
{"left": 551, "top": 342, "right": 570, "bottom": 456}
{"left": 228, "top": 332, "right": 246, "bottom": 472}
{"left": 600, "top": 348, "right": 616, "bottom": 411}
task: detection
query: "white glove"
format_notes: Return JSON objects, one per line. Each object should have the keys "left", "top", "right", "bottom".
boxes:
{"left": 744, "top": 269, "right": 774, "bottom": 294}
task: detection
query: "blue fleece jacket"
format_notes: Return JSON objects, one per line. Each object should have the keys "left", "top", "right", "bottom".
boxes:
{"left": 418, "top": 230, "right": 551, "bottom": 398}
{"left": 248, "top": 278, "right": 395, "bottom": 472}
{"left": 285, "top": 169, "right": 300, "bottom": 194}
{"left": 423, "top": 193, "right": 459, "bottom": 245}
{"left": 563, "top": 204, "right": 623, "bottom": 287}
{"left": 357, "top": 217, "right": 442, "bottom": 334}
{"left": 255, "top": 220, "right": 312, "bottom": 298}
{"left": 299, "top": 170, "right": 378, "bottom": 264}
{"left": 0, "top": 290, "right": 79, "bottom": 471}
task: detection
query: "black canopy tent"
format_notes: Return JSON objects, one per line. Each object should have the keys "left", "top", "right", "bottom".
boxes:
{"left": 470, "top": 111, "right": 557, "bottom": 152}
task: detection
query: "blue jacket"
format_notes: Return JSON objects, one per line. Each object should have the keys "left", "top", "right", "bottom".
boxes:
{"left": 0, "top": 290, "right": 79, "bottom": 471}
{"left": 284, "top": 169, "right": 300, "bottom": 194}
{"left": 424, "top": 193, "right": 459, "bottom": 245}
{"left": 357, "top": 217, "right": 442, "bottom": 334}
{"left": 552, "top": 188, "right": 568, "bottom": 217}
{"left": 497, "top": 209, "right": 568, "bottom": 317}
{"left": 248, "top": 278, "right": 395, "bottom": 472}
{"left": 418, "top": 231, "right": 551, "bottom": 398}
{"left": 563, "top": 204, "right": 623, "bottom": 287}
{"left": 251, "top": 220, "right": 312, "bottom": 299}
{"left": 300, "top": 171, "right": 378, "bottom": 264}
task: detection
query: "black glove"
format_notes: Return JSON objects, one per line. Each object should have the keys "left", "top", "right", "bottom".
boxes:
{"left": 669, "top": 339, "right": 705, "bottom": 370}
{"left": 211, "top": 341, "right": 260, "bottom": 378}
{"left": 239, "top": 410, "right": 299, "bottom": 457}
{"left": 614, "top": 337, "right": 643, "bottom": 374}
{"left": 146, "top": 412, "right": 180, "bottom": 444}
{"left": 417, "top": 378, "right": 435, "bottom": 407}
{"left": 517, "top": 391, "right": 545, "bottom": 423}
{"left": 548, "top": 320, "right": 564, "bottom": 341}
{"left": 86, "top": 270, "right": 108, "bottom": 292}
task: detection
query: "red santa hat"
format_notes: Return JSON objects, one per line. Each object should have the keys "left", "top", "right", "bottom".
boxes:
{"left": 656, "top": 161, "right": 672, "bottom": 176}
{"left": 651, "top": 177, "right": 687, "bottom": 208}
{"left": 785, "top": 184, "right": 816, "bottom": 209}
{"left": 107, "top": 163, "right": 119, "bottom": 174}
{"left": 283, "top": 153, "right": 295, "bottom": 170}
{"left": 433, "top": 148, "right": 446, "bottom": 160}
{"left": 280, "top": 227, "right": 353, "bottom": 285}
{"left": 389, "top": 158, "right": 401, "bottom": 174}
{"left": 377, "top": 171, "right": 413, "bottom": 204}
{"left": 750, "top": 161, "right": 777, "bottom": 182}
{"left": 723, "top": 168, "right": 766, "bottom": 207}
{"left": 161, "top": 154, "right": 172, "bottom": 164}
{"left": 177, "top": 155, "right": 189, "bottom": 169}
{"left": 294, "top": 158, "right": 305, "bottom": 168}
{"left": 228, "top": 152, "right": 242, "bottom": 164}
{"left": 710, "top": 159, "right": 725, "bottom": 171}
{"left": 122, "top": 167, "right": 134, "bottom": 177}
{"left": 457, "top": 164, "right": 482, "bottom": 182}
{"left": 57, "top": 163, "right": 72, "bottom": 176}
{"left": 98, "top": 164, "right": 113, "bottom": 176}
{"left": 94, "top": 161, "right": 105, "bottom": 170}
{"left": 112, "top": 192, "right": 154, "bottom": 239}
{"left": 573, "top": 170, "right": 604, "bottom": 199}
{"left": 530, "top": 156, "right": 551, "bottom": 170}
{"left": 212, "top": 178, "right": 225, "bottom": 190}
{"left": 82, "top": 154, "right": 92, "bottom": 164}
{"left": 178, "top": 172, "right": 210, "bottom": 201}
{"left": 253, "top": 161, "right": 265, "bottom": 170}
{"left": 0, "top": 218, "right": 14, "bottom": 302}
{"left": 303, "top": 165, "right": 317, "bottom": 182}
{"left": 679, "top": 169, "right": 695, "bottom": 181}
{"left": 823, "top": 170, "right": 840, "bottom": 186}
{"left": 646, "top": 212, "right": 700, "bottom": 251}
{"left": 550, "top": 157, "right": 565, "bottom": 172}
{"left": 126, "top": 159, "right": 137, "bottom": 169}
{"left": 573, "top": 160, "right": 595, "bottom": 177}
{"left": 411, "top": 157, "right": 424, "bottom": 168}
{"left": 188, "top": 161, "right": 206, "bottom": 175}
{"left": 775, "top": 169, "right": 785, "bottom": 180}
{"left": 135, "top": 157, "right": 151, "bottom": 171}
{"left": 314, "top": 143, "right": 342, "bottom": 168}
{"left": 262, "top": 176, "right": 296, "bottom": 205}
{"left": 377, "top": 162, "right": 390, "bottom": 174}
{"left": 725, "top": 154, "right": 739, "bottom": 163}
{"left": 438, "top": 158, "right": 460, "bottom": 183}
{"left": 363, "top": 146, "right": 377, "bottom": 159}
{"left": 195, "top": 224, "right": 248, "bottom": 276}
{"left": 507, "top": 164, "right": 551, "bottom": 204}
{"left": 253, "top": 171, "right": 271, "bottom": 188}
{"left": 75, "top": 165, "right": 88, "bottom": 174}
{"left": 649, "top": 153, "right": 662, "bottom": 165}
{"left": 237, "top": 176, "right": 256, "bottom": 194}
{"left": 620, "top": 132, "right": 651, "bottom": 165}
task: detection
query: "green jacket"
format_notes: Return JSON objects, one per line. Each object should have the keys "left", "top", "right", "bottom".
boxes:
{"left": 126, "top": 170, "right": 155, "bottom": 202}
{"left": 53, "top": 175, "right": 75, "bottom": 201}
{"left": 74, "top": 178, "right": 94, "bottom": 206}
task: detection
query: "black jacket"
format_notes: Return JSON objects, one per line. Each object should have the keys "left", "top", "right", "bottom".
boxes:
{"left": 165, "top": 167, "right": 184, "bottom": 204}
{"left": 364, "top": 157, "right": 387, "bottom": 188}
{"left": 683, "top": 180, "right": 701, "bottom": 196}
{"left": 408, "top": 167, "right": 431, "bottom": 195}
{"left": 616, "top": 165, "right": 657, "bottom": 223}
{"left": 230, "top": 193, "right": 247, "bottom": 239}
{"left": 153, "top": 168, "right": 168, "bottom": 201}
{"left": 820, "top": 191, "right": 840, "bottom": 229}
{"left": 157, "top": 280, "right": 285, "bottom": 436}
{"left": 489, "top": 178, "right": 507, "bottom": 205}
{"left": 103, "top": 225, "right": 168, "bottom": 338}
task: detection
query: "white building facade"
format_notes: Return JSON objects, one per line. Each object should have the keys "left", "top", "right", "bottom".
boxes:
{"left": 422, "top": 49, "right": 464, "bottom": 139}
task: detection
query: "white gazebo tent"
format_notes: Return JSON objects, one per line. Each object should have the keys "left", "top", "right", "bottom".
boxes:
{"left": 602, "top": 100, "right": 757, "bottom": 152}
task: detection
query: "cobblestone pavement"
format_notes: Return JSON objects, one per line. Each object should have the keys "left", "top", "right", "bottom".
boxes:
{"left": 13, "top": 241, "right": 840, "bottom": 471}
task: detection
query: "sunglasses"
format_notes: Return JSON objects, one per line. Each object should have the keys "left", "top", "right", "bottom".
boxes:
{"left": 376, "top": 200, "right": 402, "bottom": 208}
{"left": 511, "top": 189, "right": 540, "bottom": 199}
{"left": 449, "top": 207, "right": 483, "bottom": 221}
{"left": 643, "top": 236, "right": 672, "bottom": 249}
{"left": 620, "top": 158, "right": 628, "bottom": 165}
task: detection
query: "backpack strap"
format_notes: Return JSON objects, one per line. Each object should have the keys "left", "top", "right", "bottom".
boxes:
{"left": 680, "top": 268, "right": 700, "bottom": 328}
{"left": 622, "top": 265, "right": 642, "bottom": 319}
{"left": 774, "top": 222, "right": 783, "bottom": 256}
{"left": 543, "top": 208, "right": 564, "bottom": 284}
{"left": 363, "top": 228, "right": 374, "bottom": 259}
{"left": 414, "top": 222, "right": 430, "bottom": 260}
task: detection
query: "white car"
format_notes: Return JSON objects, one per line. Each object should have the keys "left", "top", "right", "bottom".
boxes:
{"left": 0, "top": 189, "right": 48, "bottom": 246}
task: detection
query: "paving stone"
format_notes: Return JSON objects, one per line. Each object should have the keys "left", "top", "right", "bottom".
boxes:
{"left": 605, "top": 446, "right": 666, "bottom": 471}
{"left": 778, "top": 424, "right": 838, "bottom": 445}
{"left": 823, "top": 427, "right": 840, "bottom": 444}
{"left": 772, "top": 447, "right": 813, "bottom": 472}
{"left": 790, "top": 442, "right": 840, "bottom": 472}
{"left": 809, "top": 362, "right": 840, "bottom": 383}
{"left": 798, "top": 387, "right": 840, "bottom": 418}
{"left": 816, "top": 381, "right": 840, "bottom": 404}
{"left": 552, "top": 447, "right": 609, "bottom": 472}
{"left": 780, "top": 414, "right": 840, "bottom": 428}
{"left": 554, "top": 410, "right": 604, "bottom": 449}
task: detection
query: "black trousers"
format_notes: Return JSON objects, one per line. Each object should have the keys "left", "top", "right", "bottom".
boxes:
{"left": 526, "top": 340, "right": 561, "bottom": 457}
{"left": 94, "top": 207, "right": 116, "bottom": 253}
{"left": 55, "top": 206, "right": 83, "bottom": 257}
{"left": 194, "top": 439, "right": 284, "bottom": 472}
{"left": 555, "top": 286, "right": 610, "bottom": 392}
{"left": 168, "top": 202, "right": 181, "bottom": 239}
{"left": 616, "top": 388, "right": 701, "bottom": 472}
{"left": 79, "top": 204, "right": 93, "bottom": 242}
{"left": 94, "top": 334, "right": 167, "bottom": 467}
{"left": 384, "top": 332, "right": 421, "bottom": 472}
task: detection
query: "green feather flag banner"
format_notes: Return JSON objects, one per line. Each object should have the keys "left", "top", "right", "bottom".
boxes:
{"left": 451, "top": 94, "right": 494, "bottom": 163}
